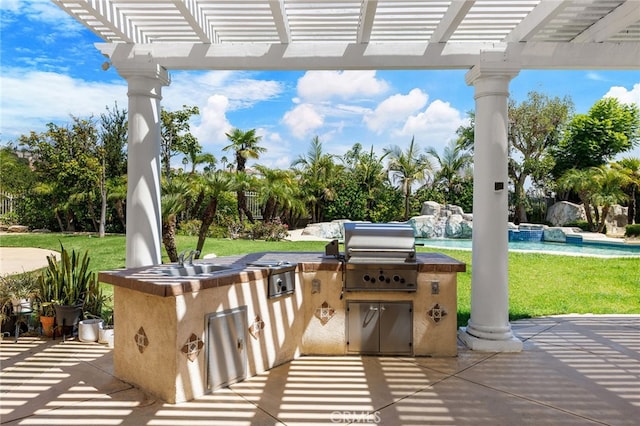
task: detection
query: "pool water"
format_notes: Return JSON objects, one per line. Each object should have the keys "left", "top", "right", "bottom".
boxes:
{"left": 415, "top": 238, "right": 640, "bottom": 257}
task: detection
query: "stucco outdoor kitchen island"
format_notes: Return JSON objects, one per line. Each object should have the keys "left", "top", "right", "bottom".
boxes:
{"left": 98, "top": 251, "right": 466, "bottom": 403}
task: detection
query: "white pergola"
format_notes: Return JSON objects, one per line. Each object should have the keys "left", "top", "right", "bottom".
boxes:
{"left": 54, "top": 0, "right": 640, "bottom": 352}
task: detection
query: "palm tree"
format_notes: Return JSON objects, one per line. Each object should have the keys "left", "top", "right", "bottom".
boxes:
{"left": 556, "top": 168, "right": 598, "bottom": 231}
{"left": 343, "top": 143, "right": 388, "bottom": 220}
{"left": 291, "top": 136, "right": 338, "bottom": 223}
{"left": 613, "top": 158, "right": 640, "bottom": 224}
{"left": 426, "top": 139, "right": 472, "bottom": 205}
{"left": 223, "top": 128, "right": 265, "bottom": 223}
{"left": 590, "top": 165, "right": 630, "bottom": 233}
{"left": 229, "top": 171, "right": 259, "bottom": 223}
{"left": 384, "top": 136, "right": 433, "bottom": 220}
{"left": 161, "top": 177, "right": 191, "bottom": 262}
{"left": 183, "top": 152, "right": 217, "bottom": 174}
{"left": 255, "top": 165, "right": 305, "bottom": 223}
{"left": 194, "top": 170, "right": 231, "bottom": 256}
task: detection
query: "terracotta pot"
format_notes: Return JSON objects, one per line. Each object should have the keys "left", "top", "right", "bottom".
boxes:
{"left": 40, "top": 316, "right": 55, "bottom": 337}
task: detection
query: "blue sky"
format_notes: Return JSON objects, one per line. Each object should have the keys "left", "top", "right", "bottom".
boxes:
{"left": 2, "top": 0, "right": 639, "bottom": 170}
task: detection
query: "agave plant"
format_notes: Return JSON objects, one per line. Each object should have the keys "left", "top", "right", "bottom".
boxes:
{"left": 38, "top": 245, "right": 96, "bottom": 307}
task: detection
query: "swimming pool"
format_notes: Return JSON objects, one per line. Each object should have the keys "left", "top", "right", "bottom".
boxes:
{"left": 415, "top": 238, "right": 640, "bottom": 257}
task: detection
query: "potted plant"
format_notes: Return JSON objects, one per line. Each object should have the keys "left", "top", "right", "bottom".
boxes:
{"left": 38, "top": 302, "right": 56, "bottom": 337}
{"left": 0, "top": 272, "right": 39, "bottom": 337}
{"left": 1, "top": 272, "right": 39, "bottom": 313}
{"left": 78, "top": 279, "right": 109, "bottom": 342}
{"left": 38, "top": 245, "right": 96, "bottom": 338}
{"left": 98, "top": 307, "right": 114, "bottom": 347}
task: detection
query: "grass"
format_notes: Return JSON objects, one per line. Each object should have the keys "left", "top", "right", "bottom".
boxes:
{"left": 1, "top": 233, "right": 638, "bottom": 326}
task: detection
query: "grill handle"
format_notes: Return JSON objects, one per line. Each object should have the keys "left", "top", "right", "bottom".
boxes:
{"left": 348, "top": 248, "right": 415, "bottom": 254}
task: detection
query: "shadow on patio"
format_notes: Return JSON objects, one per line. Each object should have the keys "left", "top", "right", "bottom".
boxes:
{"left": 1, "top": 315, "right": 638, "bottom": 425}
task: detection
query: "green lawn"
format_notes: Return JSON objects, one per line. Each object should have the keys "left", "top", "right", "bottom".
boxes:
{"left": 2, "top": 233, "right": 638, "bottom": 326}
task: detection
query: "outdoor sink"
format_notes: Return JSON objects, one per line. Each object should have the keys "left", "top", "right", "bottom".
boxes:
{"left": 154, "top": 264, "right": 235, "bottom": 277}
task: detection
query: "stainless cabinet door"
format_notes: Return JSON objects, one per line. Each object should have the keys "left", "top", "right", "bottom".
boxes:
{"left": 207, "top": 307, "right": 247, "bottom": 390}
{"left": 378, "top": 302, "right": 412, "bottom": 354}
{"left": 347, "top": 302, "right": 380, "bottom": 353}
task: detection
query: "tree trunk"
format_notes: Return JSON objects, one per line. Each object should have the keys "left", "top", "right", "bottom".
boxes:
{"left": 513, "top": 174, "right": 528, "bottom": 224}
{"left": 196, "top": 198, "right": 218, "bottom": 256}
{"left": 99, "top": 184, "right": 107, "bottom": 238}
{"left": 597, "top": 205, "right": 610, "bottom": 233}
{"left": 162, "top": 215, "right": 178, "bottom": 262}
{"left": 115, "top": 199, "right": 126, "bottom": 229}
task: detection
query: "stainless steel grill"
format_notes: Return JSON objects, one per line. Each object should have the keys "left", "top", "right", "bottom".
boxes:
{"left": 343, "top": 223, "right": 417, "bottom": 292}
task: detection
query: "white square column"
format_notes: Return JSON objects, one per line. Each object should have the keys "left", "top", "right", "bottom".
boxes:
{"left": 459, "top": 61, "right": 523, "bottom": 352}
{"left": 118, "top": 64, "right": 170, "bottom": 268}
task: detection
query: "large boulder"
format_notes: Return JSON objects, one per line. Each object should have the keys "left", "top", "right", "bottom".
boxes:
{"left": 604, "top": 204, "right": 628, "bottom": 236}
{"left": 420, "top": 201, "right": 442, "bottom": 216}
{"left": 445, "top": 214, "right": 473, "bottom": 238}
{"left": 409, "top": 215, "right": 444, "bottom": 238}
{"left": 546, "top": 201, "right": 585, "bottom": 226}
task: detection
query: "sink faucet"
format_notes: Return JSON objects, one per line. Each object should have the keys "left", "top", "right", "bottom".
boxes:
{"left": 177, "top": 249, "right": 200, "bottom": 266}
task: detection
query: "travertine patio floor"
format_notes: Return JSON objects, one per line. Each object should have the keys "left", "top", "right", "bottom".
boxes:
{"left": 1, "top": 314, "right": 638, "bottom": 425}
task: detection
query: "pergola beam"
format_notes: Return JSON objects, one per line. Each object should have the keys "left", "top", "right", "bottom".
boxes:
{"left": 573, "top": 0, "right": 640, "bottom": 43}
{"left": 99, "top": 40, "right": 640, "bottom": 71}
{"left": 269, "top": 0, "right": 291, "bottom": 44}
{"left": 505, "top": 0, "right": 571, "bottom": 42}
{"left": 357, "top": 0, "right": 378, "bottom": 44}
{"left": 430, "top": 0, "right": 475, "bottom": 43}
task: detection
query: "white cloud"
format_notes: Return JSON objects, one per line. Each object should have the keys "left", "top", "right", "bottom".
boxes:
{"left": 165, "top": 71, "right": 283, "bottom": 111}
{"left": 282, "top": 104, "right": 324, "bottom": 139}
{"left": 297, "top": 70, "right": 389, "bottom": 102}
{"left": 364, "top": 88, "right": 428, "bottom": 133}
{"left": 0, "top": 68, "right": 127, "bottom": 141}
{"left": 192, "top": 95, "right": 233, "bottom": 148}
{"left": 604, "top": 82, "right": 640, "bottom": 106}
{"left": 1, "top": 0, "right": 87, "bottom": 36}
{"left": 398, "top": 99, "right": 466, "bottom": 150}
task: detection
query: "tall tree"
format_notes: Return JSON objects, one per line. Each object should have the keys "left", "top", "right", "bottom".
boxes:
{"left": 613, "top": 158, "right": 640, "bottom": 224}
{"left": 98, "top": 103, "right": 128, "bottom": 237}
{"left": 254, "top": 165, "right": 305, "bottom": 223}
{"left": 20, "top": 118, "right": 101, "bottom": 231}
{"left": 426, "top": 139, "right": 473, "bottom": 205}
{"left": 291, "top": 136, "right": 338, "bottom": 223}
{"left": 223, "top": 128, "right": 265, "bottom": 223}
{"left": 384, "top": 136, "right": 432, "bottom": 220}
{"left": 194, "top": 170, "right": 231, "bottom": 256}
{"left": 553, "top": 98, "right": 640, "bottom": 177}
{"left": 508, "top": 92, "right": 573, "bottom": 223}
{"left": 590, "top": 165, "right": 630, "bottom": 233}
{"left": 342, "top": 143, "right": 389, "bottom": 220}
{"left": 160, "top": 105, "right": 200, "bottom": 180}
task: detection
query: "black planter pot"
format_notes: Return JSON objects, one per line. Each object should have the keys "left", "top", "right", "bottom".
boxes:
{"left": 54, "top": 304, "right": 83, "bottom": 339}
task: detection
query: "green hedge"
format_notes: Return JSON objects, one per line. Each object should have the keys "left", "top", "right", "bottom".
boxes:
{"left": 625, "top": 224, "right": 640, "bottom": 237}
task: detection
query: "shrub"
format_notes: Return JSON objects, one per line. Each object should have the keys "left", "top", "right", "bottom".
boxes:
{"left": 564, "top": 221, "right": 590, "bottom": 232}
{"left": 0, "top": 211, "right": 19, "bottom": 226}
{"left": 625, "top": 224, "right": 640, "bottom": 237}
{"left": 251, "top": 218, "right": 289, "bottom": 241}
{"left": 178, "top": 219, "right": 202, "bottom": 236}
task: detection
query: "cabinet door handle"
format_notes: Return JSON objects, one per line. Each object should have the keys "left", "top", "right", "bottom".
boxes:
{"left": 237, "top": 338, "right": 244, "bottom": 351}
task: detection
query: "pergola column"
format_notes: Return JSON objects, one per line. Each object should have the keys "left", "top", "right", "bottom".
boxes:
{"left": 118, "top": 64, "right": 170, "bottom": 268}
{"left": 458, "top": 61, "right": 523, "bottom": 352}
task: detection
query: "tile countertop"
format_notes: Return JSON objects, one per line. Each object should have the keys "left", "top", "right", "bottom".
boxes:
{"left": 98, "top": 251, "right": 466, "bottom": 298}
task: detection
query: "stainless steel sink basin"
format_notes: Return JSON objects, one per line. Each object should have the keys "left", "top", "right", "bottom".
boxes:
{"left": 154, "top": 264, "right": 235, "bottom": 277}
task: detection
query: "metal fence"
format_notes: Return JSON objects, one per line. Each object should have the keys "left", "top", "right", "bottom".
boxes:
{"left": 0, "top": 190, "right": 18, "bottom": 216}
{"left": 245, "top": 191, "right": 262, "bottom": 220}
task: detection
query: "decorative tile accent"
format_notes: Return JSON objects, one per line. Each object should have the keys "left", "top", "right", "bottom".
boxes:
{"left": 249, "top": 315, "right": 265, "bottom": 339}
{"left": 314, "top": 301, "right": 335, "bottom": 325}
{"left": 134, "top": 327, "right": 149, "bottom": 353}
{"left": 181, "top": 333, "right": 204, "bottom": 362}
{"left": 427, "top": 304, "right": 447, "bottom": 324}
